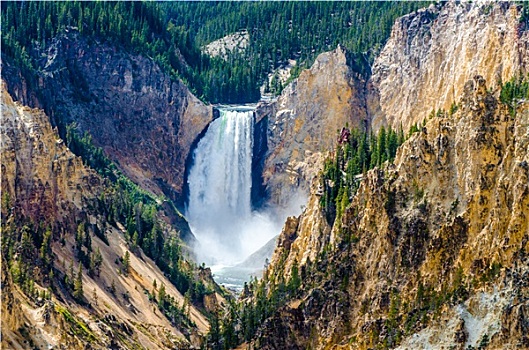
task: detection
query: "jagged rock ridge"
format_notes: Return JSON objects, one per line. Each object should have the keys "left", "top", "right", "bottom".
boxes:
{"left": 253, "top": 76, "right": 529, "bottom": 349}
{"left": 255, "top": 45, "right": 369, "bottom": 207}
{"left": 256, "top": 2, "right": 529, "bottom": 206}
{"left": 369, "top": 1, "right": 529, "bottom": 131}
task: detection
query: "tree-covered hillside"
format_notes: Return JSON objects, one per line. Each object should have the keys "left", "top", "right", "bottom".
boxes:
{"left": 1, "top": 1, "right": 428, "bottom": 103}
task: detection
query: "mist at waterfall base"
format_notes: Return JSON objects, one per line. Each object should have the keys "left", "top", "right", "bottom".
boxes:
{"left": 186, "top": 108, "right": 306, "bottom": 289}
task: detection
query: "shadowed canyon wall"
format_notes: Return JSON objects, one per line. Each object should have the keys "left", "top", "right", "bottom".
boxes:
{"left": 3, "top": 31, "right": 214, "bottom": 207}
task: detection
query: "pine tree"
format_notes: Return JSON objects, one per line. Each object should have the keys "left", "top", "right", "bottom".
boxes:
{"left": 183, "top": 289, "right": 191, "bottom": 317}
{"left": 122, "top": 251, "right": 130, "bottom": 275}
{"left": 208, "top": 311, "right": 221, "bottom": 350}
{"left": 377, "top": 126, "right": 387, "bottom": 166}
{"left": 409, "top": 123, "right": 420, "bottom": 136}
{"left": 132, "top": 231, "right": 139, "bottom": 249}
{"left": 73, "top": 263, "right": 84, "bottom": 300}
{"left": 110, "top": 279, "right": 116, "bottom": 295}
{"left": 90, "top": 247, "right": 103, "bottom": 277}
{"left": 68, "top": 260, "right": 75, "bottom": 286}
{"left": 369, "top": 131, "right": 378, "bottom": 168}
{"left": 83, "top": 228, "right": 92, "bottom": 254}
{"left": 340, "top": 189, "right": 350, "bottom": 218}
{"left": 40, "top": 227, "right": 52, "bottom": 268}
{"left": 20, "top": 225, "right": 34, "bottom": 262}
{"left": 75, "top": 222, "right": 85, "bottom": 259}
{"left": 222, "top": 300, "right": 237, "bottom": 348}
{"left": 158, "top": 283, "right": 166, "bottom": 308}
{"left": 289, "top": 259, "right": 301, "bottom": 294}
{"left": 49, "top": 269, "right": 55, "bottom": 289}
{"left": 387, "top": 126, "right": 398, "bottom": 161}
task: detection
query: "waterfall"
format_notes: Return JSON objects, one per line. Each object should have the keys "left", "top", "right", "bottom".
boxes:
{"left": 186, "top": 108, "right": 258, "bottom": 265}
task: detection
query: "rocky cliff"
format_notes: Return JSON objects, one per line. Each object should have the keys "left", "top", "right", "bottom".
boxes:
{"left": 3, "top": 30, "right": 214, "bottom": 207}
{"left": 250, "top": 76, "right": 529, "bottom": 349}
{"left": 257, "top": 2, "right": 529, "bottom": 207}
{"left": 255, "top": 46, "right": 369, "bottom": 207}
{"left": 1, "top": 80, "right": 102, "bottom": 231}
{"left": 369, "top": 1, "right": 529, "bottom": 131}
{"left": 1, "top": 83, "right": 218, "bottom": 349}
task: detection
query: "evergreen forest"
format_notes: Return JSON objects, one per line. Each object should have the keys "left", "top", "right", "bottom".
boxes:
{"left": 1, "top": 1, "right": 429, "bottom": 104}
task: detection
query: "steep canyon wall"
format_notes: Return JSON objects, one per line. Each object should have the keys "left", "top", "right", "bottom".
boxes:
{"left": 3, "top": 31, "right": 214, "bottom": 207}
{"left": 257, "top": 1, "right": 529, "bottom": 206}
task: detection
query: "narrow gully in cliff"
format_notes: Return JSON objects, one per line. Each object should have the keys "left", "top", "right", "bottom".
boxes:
{"left": 185, "top": 106, "right": 282, "bottom": 290}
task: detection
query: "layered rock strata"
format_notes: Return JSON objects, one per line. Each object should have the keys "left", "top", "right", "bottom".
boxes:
{"left": 1, "top": 83, "right": 214, "bottom": 349}
{"left": 256, "top": 46, "right": 369, "bottom": 207}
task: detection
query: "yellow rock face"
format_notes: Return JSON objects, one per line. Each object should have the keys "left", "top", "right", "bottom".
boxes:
{"left": 1, "top": 82, "right": 212, "bottom": 349}
{"left": 1, "top": 80, "right": 102, "bottom": 223}
{"left": 260, "top": 76, "right": 529, "bottom": 349}
{"left": 258, "top": 3, "right": 529, "bottom": 212}
{"left": 258, "top": 46, "right": 368, "bottom": 207}
{"left": 370, "top": 2, "right": 529, "bottom": 132}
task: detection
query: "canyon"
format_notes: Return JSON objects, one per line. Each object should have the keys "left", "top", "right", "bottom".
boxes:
{"left": 256, "top": 1, "right": 529, "bottom": 206}
{"left": 253, "top": 74, "right": 529, "bottom": 349}
{"left": 2, "top": 1, "right": 529, "bottom": 349}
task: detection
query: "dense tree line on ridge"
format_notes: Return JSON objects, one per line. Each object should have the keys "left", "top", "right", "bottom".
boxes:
{"left": 1, "top": 1, "right": 428, "bottom": 104}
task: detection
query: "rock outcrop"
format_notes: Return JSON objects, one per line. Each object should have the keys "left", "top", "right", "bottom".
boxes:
{"left": 369, "top": 1, "right": 529, "bottom": 131}
{"left": 253, "top": 2, "right": 529, "bottom": 212}
{"left": 202, "top": 30, "right": 249, "bottom": 60}
{"left": 1, "top": 83, "right": 214, "bottom": 349}
{"left": 238, "top": 4, "right": 529, "bottom": 348}
{"left": 1, "top": 80, "right": 103, "bottom": 228}
{"left": 256, "top": 46, "right": 369, "bottom": 207}
{"left": 3, "top": 30, "right": 214, "bottom": 207}
{"left": 253, "top": 76, "right": 529, "bottom": 349}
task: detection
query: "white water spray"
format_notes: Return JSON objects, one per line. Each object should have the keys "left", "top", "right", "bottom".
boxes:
{"left": 186, "top": 108, "right": 280, "bottom": 266}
